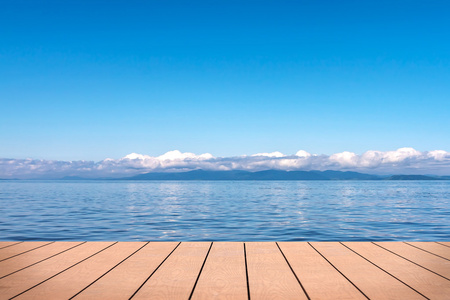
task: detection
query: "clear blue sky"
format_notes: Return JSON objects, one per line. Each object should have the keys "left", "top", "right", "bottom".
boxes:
{"left": 1, "top": 0, "right": 449, "bottom": 161}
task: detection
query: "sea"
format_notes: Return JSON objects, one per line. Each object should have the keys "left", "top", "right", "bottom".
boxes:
{"left": 1, "top": 180, "right": 449, "bottom": 241}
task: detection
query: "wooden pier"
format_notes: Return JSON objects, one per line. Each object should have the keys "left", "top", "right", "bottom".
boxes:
{"left": 0, "top": 241, "right": 449, "bottom": 299}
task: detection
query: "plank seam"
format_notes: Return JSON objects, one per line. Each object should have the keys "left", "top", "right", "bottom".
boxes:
{"left": 0, "top": 242, "right": 86, "bottom": 280}
{"left": 188, "top": 242, "right": 213, "bottom": 300}
{"left": 69, "top": 242, "right": 150, "bottom": 299}
{"left": 372, "top": 243, "right": 450, "bottom": 281}
{"left": 404, "top": 242, "right": 450, "bottom": 261}
{"left": 307, "top": 243, "right": 369, "bottom": 300}
{"left": 244, "top": 243, "right": 250, "bottom": 300}
{"left": 340, "top": 242, "right": 430, "bottom": 300}
{"left": 0, "top": 242, "right": 23, "bottom": 250}
{"left": 128, "top": 241, "right": 181, "bottom": 300}
{"left": 10, "top": 242, "right": 118, "bottom": 299}
{"left": 276, "top": 242, "right": 311, "bottom": 300}
{"left": 0, "top": 241, "right": 54, "bottom": 263}
{"left": 436, "top": 242, "right": 450, "bottom": 248}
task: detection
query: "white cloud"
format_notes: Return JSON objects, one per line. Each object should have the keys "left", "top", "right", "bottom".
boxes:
{"left": 1, "top": 148, "right": 449, "bottom": 179}
{"left": 123, "top": 153, "right": 148, "bottom": 160}
{"left": 157, "top": 150, "right": 214, "bottom": 161}
{"left": 251, "top": 151, "right": 285, "bottom": 157}
{"left": 428, "top": 150, "right": 449, "bottom": 161}
{"left": 359, "top": 150, "right": 384, "bottom": 167}
{"left": 329, "top": 151, "right": 359, "bottom": 167}
{"left": 382, "top": 147, "right": 422, "bottom": 163}
{"left": 295, "top": 150, "right": 311, "bottom": 157}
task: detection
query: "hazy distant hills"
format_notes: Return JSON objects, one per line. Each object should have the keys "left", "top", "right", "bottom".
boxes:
{"left": 2, "top": 170, "right": 446, "bottom": 181}
{"left": 125, "top": 170, "right": 332, "bottom": 180}
{"left": 118, "top": 170, "right": 448, "bottom": 181}
{"left": 385, "top": 175, "right": 444, "bottom": 180}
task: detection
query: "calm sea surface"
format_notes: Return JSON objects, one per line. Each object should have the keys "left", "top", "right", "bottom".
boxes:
{"left": 1, "top": 180, "right": 449, "bottom": 241}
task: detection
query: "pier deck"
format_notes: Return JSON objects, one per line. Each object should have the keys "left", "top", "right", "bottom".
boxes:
{"left": 0, "top": 242, "right": 449, "bottom": 299}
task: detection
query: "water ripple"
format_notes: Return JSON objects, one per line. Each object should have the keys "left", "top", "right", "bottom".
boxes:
{"left": 1, "top": 180, "right": 449, "bottom": 241}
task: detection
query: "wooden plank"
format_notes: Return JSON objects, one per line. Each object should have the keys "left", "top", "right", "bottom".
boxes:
{"left": 437, "top": 242, "right": 450, "bottom": 247}
{"left": 0, "top": 242, "right": 114, "bottom": 299}
{"left": 0, "top": 242, "right": 52, "bottom": 261}
{"left": 73, "top": 242, "right": 179, "bottom": 300}
{"left": 0, "top": 242, "right": 447, "bottom": 299}
{"left": 278, "top": 242, "right": 365, "bottom": 299}
{"left": 132, "top": 242, "right": 211, "bottom": 300}
{"left": 246, "top": 242, "right": 307, "bottom": 300}
{"left": 191, "top": 242, "right": 247, "bottom": 300}
{"left": 15, "top": 242, "right": 146, "bottom": 299}
{"left": 0, "top": 242, "right": 83, "bottom": 278}
{"left": 343, "top": 242, "right": 450, "bottom": 299}
{"left": 310, "top": 242, "right": 424, "bottom": 299}
{"left": 406, "top": 242, "right": 450, "bottom": 260}
{"left": 0, "top": 242, "right": 22, "bottom": 250}
{"left": 375, "top": 242, "right": 450, "bottom": 279}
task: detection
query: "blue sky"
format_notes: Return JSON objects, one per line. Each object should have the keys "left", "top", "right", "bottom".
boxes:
{"left": 1, "top": 0, "right": 449, "bottom": 161}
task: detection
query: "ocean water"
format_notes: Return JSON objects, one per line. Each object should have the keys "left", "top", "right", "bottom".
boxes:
{"left": 1, "top": 180, "right": 449, "bottom": 241}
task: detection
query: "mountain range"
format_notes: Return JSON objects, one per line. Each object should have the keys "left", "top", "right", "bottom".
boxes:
{"left": 3, "top": 170, "right": 448, "bottom": 181}
{"left": 116, "top": 170, "right": 448, "bottom": 181}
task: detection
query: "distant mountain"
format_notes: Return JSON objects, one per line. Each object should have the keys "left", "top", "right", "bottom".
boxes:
{"left": 2, "top": 171, "right": 448, "bottom": 181}
{"left": 60, "top": 176, "right": 92, "bottom": 180}
{"left": 385, "top": 175, "right": 442, "bottom": 180}
{"left": 315, "top": 170, "right": 380, "bottom": 180}
{"left": 59, "top": 176, "right": 120, "bottom": 180}
{"left": 122, "top": 170, "right": 383, "bottom": 180}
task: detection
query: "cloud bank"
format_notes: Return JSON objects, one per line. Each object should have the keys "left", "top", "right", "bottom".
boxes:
{"left": 1, "top": 148, "right": 449, "bottom": 179}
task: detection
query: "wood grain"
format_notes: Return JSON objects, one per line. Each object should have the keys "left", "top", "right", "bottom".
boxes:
{"left": 0, "top": 242, "right": 52, "bottom": 261}
{"left": 310, "top": 242, "right": 424, "bottom": 299}
{"left": 278, "top": 242, "right": 365, "bottom": 300}
{"left": 0, "top": 242, "right": 82, "bottom": 278}
{"left": 0, "top": 242, "right": 447, "bottom": 299}
{"left": 375, "top": 242, "right": 450, "bottom": 279}
{"left": 246, "top": 242, "right": 307, "bottom": 300}
{"left": 191, "top": 242, "right": 247, "bottom": 300}
{"left": 343, "top": 242, "right": 450, "bottom": 299}
{"left": 14, "top": 242, "right": 145, "bottom": 300}
{"left": 406, "top": 242, "right": 450, "bottom": 260}
{"left": 0, "top": 242, "right": 22, "bottom": 250}
{"left": 74, "top": 242, "right": 179, "bottom": 300}
{"left": 132, "top": 242, "right": 211, "bottom": 300}
{"left": 0, "top": 242, "right": 113, "bottom": 299}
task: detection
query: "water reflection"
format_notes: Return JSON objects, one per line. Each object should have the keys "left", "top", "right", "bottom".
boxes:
{"left": 0, "top": 180, "right": 449, "bottom": 241}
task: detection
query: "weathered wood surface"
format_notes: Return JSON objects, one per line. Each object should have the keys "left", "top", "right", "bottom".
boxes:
{"left": 191, "top": 242, "right": 247, "bottom": 300}
{"left": 407, "top": 242, "right": 450, "bottom": 260}
{"left": 131, "top": 242, "right": 211, "bottom": 300}
{"left": 374, "top": 242, "right": 450, "bottom": 279}
{"left": 342, "top": 242, "right": 450, "bottom": 299}
{"left": 310, "top": 242, "right": 424, "bottom": 299}
{"left": 0, "top": 242, "right": 82, "bottom": 279}
{"left": 246, "top": 242, "right": 308, "bottom": 299}
{"left": 0, "top": 242, "right": 52, "bottom": 262}
{"left": 73, "top": 242, "right": 179, "bottom": 300}
{"left": 0, "top": 242, "right": 22, "bottom": 250}
{"left": 0, "top": 241, "right": 448, "bottom": 299}
{"left": 278, "top": 242, "right": 365, "bottom": 300}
